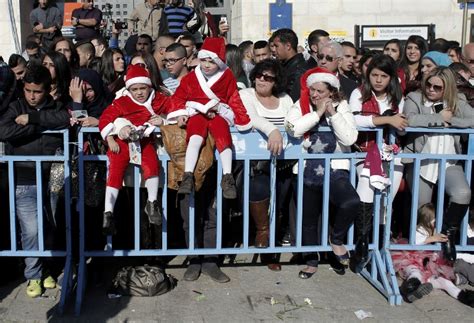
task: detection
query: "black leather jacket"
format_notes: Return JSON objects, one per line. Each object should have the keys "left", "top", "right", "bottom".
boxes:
{"left": 282, "top": 53, "right": 309, "bottom": 102}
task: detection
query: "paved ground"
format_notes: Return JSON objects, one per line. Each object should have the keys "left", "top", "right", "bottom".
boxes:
{"left": 0, "top": 255, "right": 473, "bottom": 322}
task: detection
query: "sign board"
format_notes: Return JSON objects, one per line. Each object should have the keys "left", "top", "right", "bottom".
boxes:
{"left": 269, "top": 0, "right": 292, "bottom": 32}
{"left": 63, "top": 3, "right": 83, "bottom": 27}
{"left": 361, "top": 25, "right": 430, "bottom": 42}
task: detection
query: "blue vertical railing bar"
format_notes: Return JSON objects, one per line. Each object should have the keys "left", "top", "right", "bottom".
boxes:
{"left": 36, "top": 162, "right": 44, "bottom": 252}
{"left": 134, "top": 166, "right": 140, "bottom": 252}
{"left": 296, "top": 157, "right": 304, "bottom": 248}
{"left": 8, "top": 160, "right": 16, "bottom": 252}
{"left": 321, "top": 157, "right": 330, "bottom": 248}
{"left": 269, "top": 157, "right": 276, "bottom": 249}
{"left": 216, "top": 156, "right": 223, "bottom": 251}
{"left": 243, "top": 159, "right": 250, "bottom": 249}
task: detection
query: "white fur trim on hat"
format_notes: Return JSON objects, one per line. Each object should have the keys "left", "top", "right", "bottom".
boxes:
{"left": 198, "top": 49, "right": 227, "bottom": 70}
{"left": 125, "top": 76, "right": 152, "bottom": 89}
{"left": 306, "top": 73, "right": 340, "bottom": 90}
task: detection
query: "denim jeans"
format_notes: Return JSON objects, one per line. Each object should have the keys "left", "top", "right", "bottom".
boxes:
{"left": 16, "top": 185, "right": 42, "bottom": 280}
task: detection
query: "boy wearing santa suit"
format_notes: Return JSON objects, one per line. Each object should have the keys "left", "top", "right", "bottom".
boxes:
{"left": 99, "top": 65, "right": 170, "bottom": 235}
{"left": 167, "top": 37, "right": 252, "bottom": 199}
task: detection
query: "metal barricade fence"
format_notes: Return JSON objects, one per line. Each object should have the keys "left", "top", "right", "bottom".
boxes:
{"left": 75, "top": 126, "right": 395, "bottom": 314}
{"left": 0, "top": 130, "right": 73, "bottom": 315}
{"left": 383, "top": 128, "right": 474, "bottom": 305}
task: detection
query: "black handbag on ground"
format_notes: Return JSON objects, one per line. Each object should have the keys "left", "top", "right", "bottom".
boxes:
{"left": 111, "top": 265, "right": 176, "bottom": 297}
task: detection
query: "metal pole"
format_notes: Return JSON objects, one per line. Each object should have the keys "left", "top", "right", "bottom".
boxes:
{"left": 462, "top": 0, "right": 469, "bottom": 45}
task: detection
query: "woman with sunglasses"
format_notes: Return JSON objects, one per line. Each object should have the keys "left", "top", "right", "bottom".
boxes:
{"left": 240, "top": 59, "right": 292, "bottom": 271}
{"left": 349, "top": 54, "right": 406, "bottom": 272}
{"left": 404, "top": 67, "right": 474, "bottom": 262}
{"left": 100, "top": 48, "right": 126, "bottom": 95}
{"left": 398, "top": 35, "right": 429, "bottom": 95}
{"left": 285, "top": 67, "right": 360, "bottom": 278}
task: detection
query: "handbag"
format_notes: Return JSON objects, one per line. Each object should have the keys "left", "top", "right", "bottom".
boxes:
{"left": 111, "top": 265, "right": 176, "bottom": 297}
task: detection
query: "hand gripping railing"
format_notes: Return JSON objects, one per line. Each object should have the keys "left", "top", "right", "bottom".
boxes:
{"left": 0, "top": 130, "right": 73, "bottom": 315}
{"left": 74, "top": 126, "right": 394, "bottom": 314}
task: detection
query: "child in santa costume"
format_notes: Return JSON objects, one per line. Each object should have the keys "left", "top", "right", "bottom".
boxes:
{"left": 167, "top": 37, "right": 252, "bottom": 199}
{"left": 99, "top": 65, "right": 170, "bottom": 235}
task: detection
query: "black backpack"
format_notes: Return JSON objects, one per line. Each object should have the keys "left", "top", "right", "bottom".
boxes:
{"left": 111, "top": 265, "right": 176, "bottom": 297}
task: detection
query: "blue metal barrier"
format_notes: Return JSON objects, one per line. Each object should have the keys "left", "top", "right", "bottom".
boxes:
{"left": 0, "top": 130, "right": 73, "bottom": 315}
{"left": 74, "top": 126, "right": 396, "bottom": 314}
{"left": 383, "top": 128, "right": 474, "bottom": 305}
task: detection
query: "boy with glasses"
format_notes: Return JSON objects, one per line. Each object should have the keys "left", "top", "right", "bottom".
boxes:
{"left": 162, "top": 43, "right": 189, "bottom": 93}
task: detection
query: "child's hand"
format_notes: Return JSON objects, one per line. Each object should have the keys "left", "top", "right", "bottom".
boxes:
{"left": 426, "top": 233, "right": 448, "bottom": 243}
{"left": 148, "top": 115, "right": 163, "bottom": 126}
{"left": 107, "top": 136, "right": 120, "bottom": 154}
{"left": 118, "top": 125, "right": 132, "bottom": 140}
{"left": 177, "top": 116, "right": 189, "bottom": 127}
{"left": 206, "top": 110, "right": 216, "bottom": 119}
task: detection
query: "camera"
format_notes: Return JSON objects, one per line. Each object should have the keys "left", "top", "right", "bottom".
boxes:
{"left": 114, "top": 21, "right": 127, "bottom": 30}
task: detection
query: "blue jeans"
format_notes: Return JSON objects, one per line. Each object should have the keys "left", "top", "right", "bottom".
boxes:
{"left": 16, "top": 185, "right": 42, "bottom": 280}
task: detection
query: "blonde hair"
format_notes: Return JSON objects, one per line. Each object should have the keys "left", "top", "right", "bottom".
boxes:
{"left": 422, "top": 67, "right": 459, "bottom": 114}
{"left": 417, "top": 203, "right": 436, "bottom": 236}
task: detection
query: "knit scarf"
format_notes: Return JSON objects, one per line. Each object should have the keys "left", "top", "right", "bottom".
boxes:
{"left": 303, "top": 115, "right": 337, "bottom": 187}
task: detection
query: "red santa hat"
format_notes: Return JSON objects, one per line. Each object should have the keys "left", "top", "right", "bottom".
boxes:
{"left": 197, "top": 37, "right": 227, "bottom": 70}
{"left": 124, "top": 64, "right": 152, "bottom": 89}
{"left": 360, "top": 144, "right": 391, "bottom": 190}
{"left": 306, "top": 67, "right": 340, "bottom": 89}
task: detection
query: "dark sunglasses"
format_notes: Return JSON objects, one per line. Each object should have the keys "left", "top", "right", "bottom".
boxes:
{"left": 316, "top": 53, "right": 335, "bottom": 62}
{"left": 426, "top": 81, "right": 444, "bottom": 93}
{"left": 133, "top": 62, "right": 147, "bottom": 69}
{"left": 255, "top": 73, "right": 276, "bottom": 82}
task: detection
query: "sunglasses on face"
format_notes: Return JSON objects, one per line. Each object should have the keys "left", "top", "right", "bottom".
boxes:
{"left": 426, "top": 81, "right": 444, "bottom": 92}
{"left": 255, "top": 73, "right": 276, "bottom": 82}
{"left": 316, "top": 54, "right": 335, "bottom": 62}
{"left": 163, "top": 57, "right": 184, "bottom": 65}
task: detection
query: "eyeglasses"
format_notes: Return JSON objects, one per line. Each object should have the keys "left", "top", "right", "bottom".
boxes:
{"left": 163, "top": 57, "right": 185, "bottom": 65}
{"left": 317, "top": 54, "right": 335, "bottom": 62}
{"left": 255, "top": 73, "right": 276, "bottom": 82}
{"left": 133, "top": 63, "right": 147, "bottom": 69}
{"left": 426, "top": 81, "right": 444, "bottom": 92}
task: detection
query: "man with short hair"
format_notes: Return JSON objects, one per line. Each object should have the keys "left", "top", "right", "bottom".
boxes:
{"left": 253, "top": 40, "right": 271, "bottom": 63}
{"left": 339, "top": 41, "right": 359, "bottom": 83}
{"left": 179, "top": 35, "right": 196, "bottom": 66}
{"left": 162, "top": 43, "right": 189, "bottom": 93}
{"left": 154, "top": 34, "right": 176, "bottom": 77}
{"left": 24, "top": 41, "right": 41, "bottom": 63}
{"left": 29, "top": 0, "right": 63, "bottom": 49}
{"left": 306, "top": 29, "right": 330, "bottom": 68}
{"left": 8, "top": 54, "right": 27, "bottom": 81}
{"left": 76, "top": 41, "right": 95, "bottom": 68}
{"left": 239, "top": 40, "right": 254, "bottom": 80}
{"left": 128, "top": 0, "right": 163, "bottom": 42}
{"left": 0, "top": 65, "right": 70, "bottom": 298}
{"left": 136, "top": 34, "right": 153, "bottom": 54}
{"left": 91, "top": 36, "right": 108, "bottom": 57}
{"left": 271, "top": 28, "right": 309, "bottom": 102}
{"left": 71, "top": 0, "right": 103, "bottom": 42}
{"left": 319, "top": 41, "right": 357, "bottom": 98}
{"left": 463, "top": 43, "right": 474, "bottom": 84}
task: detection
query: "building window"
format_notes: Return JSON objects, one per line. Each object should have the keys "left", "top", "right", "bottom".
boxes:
{"left": 123, "top": 4, "right": 128, "bottom": 8}
{"left": 116, "top": 11, "right": 121, "bottom": 16}
{"left": 116, "top": 4, "right": 120, "bottom": 8}
{"left": 123, "top": 11, "right": 128, "bottom": 16}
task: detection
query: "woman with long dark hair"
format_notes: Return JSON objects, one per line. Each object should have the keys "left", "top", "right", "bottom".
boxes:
{"left": 50, "top": 37, "right": 79, "bottom": 71}
{"left": 398, "top": 35, "right": 429, "bottom": 95}
{"left": 383, "top": 39, "right": 403, "bottom": 63}
{"left": 349, "top": 54, "right": 407, "bottom": 272}
{"left": 42, "top": 51, "right": 71, "bottom": 103}
{"left": 100, "top": 48, "right": 126, "bottom": 95}
{"left": 225, "top": 44, "right": 248, "bottom": 89}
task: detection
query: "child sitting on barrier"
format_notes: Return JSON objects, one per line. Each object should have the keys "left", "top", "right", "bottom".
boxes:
{"left": 99, "top": 64, "right": 170, "bottom": 235}
{"left": 167, "top": 37, "right": 252, "bottom": 199}
{"left": 392, "top": 203, "right": 474, "bottom": 307}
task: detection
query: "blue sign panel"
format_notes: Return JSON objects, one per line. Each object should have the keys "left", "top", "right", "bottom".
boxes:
{"left": 270, "top": 0, "right": 292, "bottom": 31}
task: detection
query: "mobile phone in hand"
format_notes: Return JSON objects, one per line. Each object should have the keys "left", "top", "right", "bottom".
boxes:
{"left": 220, "top": 16, "right": 227, "bottom": 24}
{"left": 433, "top": 103, "right": 444, "bottom": 114}
{"left": 72, "top": 110, "right": 89, "bottom": 119}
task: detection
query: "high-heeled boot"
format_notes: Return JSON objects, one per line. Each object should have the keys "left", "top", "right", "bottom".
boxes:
{"left": 250, "top": 198, "right": 270, "bottom": 248}
{"left": 441, "top": 202, "right": 469, "bottom": 262}
{"left": 350, "top": 202, "right": 373, "bottom": 273}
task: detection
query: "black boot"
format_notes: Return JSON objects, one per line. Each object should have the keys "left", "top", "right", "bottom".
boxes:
{"left": 102, "top": 211, "right": 116, "bottom": 236}
{"left": 350, "top": 202, "right": 373, "bottom": 273}
{"left": 400, "top": 277, "right": 433, "bottom": 303}
{"left": 458, "top": 289, "right": 474, "bottom": 307}
{"left": 441, "top": 203, "right": 469, "bottom": 262}
{"left": 145, "top": 200, "right": 162, "bottom": 226}
{"left": 178, "top": 172, "right": 194, "bottom": 195}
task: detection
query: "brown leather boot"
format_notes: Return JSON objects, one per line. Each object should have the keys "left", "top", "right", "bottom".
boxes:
{"left": 250, "top": 198, "right": 270, "bottom": 248}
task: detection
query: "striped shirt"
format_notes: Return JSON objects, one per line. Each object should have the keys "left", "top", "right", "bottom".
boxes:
{"left": 163, "top": 5, "right": 195, "bottom": 36}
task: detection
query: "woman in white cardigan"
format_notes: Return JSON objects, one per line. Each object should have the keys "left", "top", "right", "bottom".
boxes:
{"left": 285, "top": 67, "right": 360, "bottom": 278}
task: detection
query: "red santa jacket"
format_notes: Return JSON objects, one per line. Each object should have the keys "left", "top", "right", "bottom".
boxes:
{"left": 99, "top": 90, "right": 170, "bottom": 139}
{"left": 167, "top": 66, "right": 252, "bottom": 131}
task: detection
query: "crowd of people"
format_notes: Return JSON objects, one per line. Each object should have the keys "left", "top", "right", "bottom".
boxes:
{"left": 0, "top": 0, "right": 473, "bottom": 308}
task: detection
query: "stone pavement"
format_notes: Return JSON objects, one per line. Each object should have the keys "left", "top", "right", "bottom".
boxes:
{"left": 0, "top": 255, "right": 473, "bottom": 322}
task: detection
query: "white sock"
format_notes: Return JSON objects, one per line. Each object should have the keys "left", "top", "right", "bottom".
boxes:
{"left": 220, "top": 148, "right": 233, "bottom": 174}
{"left": 429, "top": 276, "right": 461, "bottom": 298}
{"left": 104, "top": 187, "right": 119, "bottom": 213}
{"left": 184, "top": 135, "right": 204, "bottom": 173}
{"left": 406, "top": 268, "right": 423, "bottom": 282}
{"left": 145, "top": 176, "right": 159, "bottom": 202}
